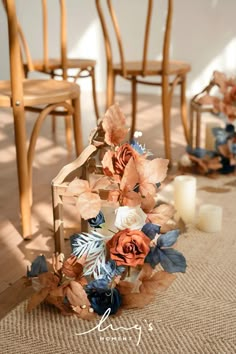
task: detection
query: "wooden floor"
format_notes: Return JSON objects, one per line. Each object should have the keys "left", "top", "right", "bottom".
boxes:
{"left": 0, "top": 91, "right": 190, "bottom": 319}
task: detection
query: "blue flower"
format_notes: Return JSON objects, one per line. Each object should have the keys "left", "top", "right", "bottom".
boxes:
{"left": 88, "top": 211, "right": 105, "bottom": 229}
{"left": 27, "top": 255, "right": 48, "bottom": 277}
{"left": 88, "top": 288, "right": 122, "bottom": 315}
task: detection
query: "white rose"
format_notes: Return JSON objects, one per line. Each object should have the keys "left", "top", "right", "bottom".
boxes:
{"left": 114, "top": 206, "right": 147, "bottom": 230}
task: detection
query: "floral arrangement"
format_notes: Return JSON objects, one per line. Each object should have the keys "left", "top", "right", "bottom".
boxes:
{"left": 26, "top": 104, "right": 186, "bottom": 319}
{"left": 180, "top": 71, "right": 236, "bottom": 175}
{"left": 195, "top": 71, "right": 236, "bottom": 120}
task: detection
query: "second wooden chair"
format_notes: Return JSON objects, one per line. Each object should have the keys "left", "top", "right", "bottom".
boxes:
{"left": 96, "top": 0, "right": 191, "bottom": 161}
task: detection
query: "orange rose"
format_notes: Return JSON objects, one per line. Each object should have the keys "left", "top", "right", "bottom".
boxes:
{"left": 107, "top": 228, "right": 150, "bottom": 267}
{"left": 113, "top": 143, "right": 138, "bottom": 175}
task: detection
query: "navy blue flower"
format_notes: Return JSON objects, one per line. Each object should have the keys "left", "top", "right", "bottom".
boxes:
{"left": 88, "top": 211, "right": 105, "bottom": 229}
{"left": 145, "top": 229, "right": 187, "bottom": 273}
{"left": 88, "top": 288, "right": 122, "bottom": 315}
{"left": 27, "top": 255, "right": 48, "bottom": 277}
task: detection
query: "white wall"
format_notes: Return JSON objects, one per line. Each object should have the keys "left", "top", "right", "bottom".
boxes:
{"left": 1, "top": 0, "right": 236, "bottom": 97}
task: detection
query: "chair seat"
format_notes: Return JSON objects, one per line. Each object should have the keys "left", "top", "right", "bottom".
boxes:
{"left": 0, "top": 79, "right": 80, "bottom": 107}
{"left": 25, "top": 58, "right": 97, "bottom": 73}
{"left": 113, "top": 60, "right": 191, "bottom": 76}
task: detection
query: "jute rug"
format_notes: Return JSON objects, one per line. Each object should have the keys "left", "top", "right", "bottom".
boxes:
{"left": 1, "top": 175, "right": 236, "bottom": 354}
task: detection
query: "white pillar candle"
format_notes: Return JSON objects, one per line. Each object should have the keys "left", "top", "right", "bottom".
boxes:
{"left": 197, "top": 204, "right": 222, "bottom": 233}
{"left": 174, "top": 175, "right": 197, "bottom": 224}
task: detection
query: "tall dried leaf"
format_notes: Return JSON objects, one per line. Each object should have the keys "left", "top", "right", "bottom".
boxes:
{"left": 27, "top": 288, "right": 49, "bottom": 312}
{"left": 45, "top": 294, "right": 73, "bottom": 316}
{"left": 92, "top": 176, "right": 113, "bottom": 191}
{"left": 147, "top": 204, "right": 175, "bottom": 226}
{"left": 139, "top": 182, "right": 157, "bottom": 197}
{"left": 121, "top": 190, "right": 142, "bottom": 207}
{"left": 120, "top": 158, "right": 139, "bottom": 191}
{"left": 65, "top": 280, "right": 90, "bottom": 308}
{"left": 117, "top": 281, "right": 135, "bottom": 295}
{"left": 141, "top": 193, "right": 156, "bottom": 212}
{"left": 136, "top": 158, "right": 169, "bottom": 186}
{"left": 62, "top": 255, "right": 84, "bottom": 279}
{"left": 102, "top": 104, "right": 128, "bottom": 146}
{"left": 101, "top": 150, "right": 115, "bottom": 176}
{"left": 38, "top": 272, "right": 60, "bottom": 290}
{"left": 76, "top": 192, "right": 101, "bottom": 220}
{"left": 67, "top": 179, "right": 90, "bottom": 195}
{"left": 140, "top": 271, "right": 176, "bottom": 294}
{"left": 121, "top": 293, "right": 155, "bottom": 309}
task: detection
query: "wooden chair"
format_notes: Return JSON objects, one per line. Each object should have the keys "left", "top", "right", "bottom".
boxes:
{"left": 19, "top": 0, "right": 100, "bottom": 128}
{"left": 0, "top": 0, "right": 83, "bottom": 239}
{"left": 95, "top": 0, "right": 191, "bottom": 161}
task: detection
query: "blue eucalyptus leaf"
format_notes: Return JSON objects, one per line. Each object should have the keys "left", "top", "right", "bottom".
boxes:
{"left": 159, "top": 248, "right": 187, "bottom": 273}
{"left": 145, "top": 247, "right": 161, "bottom": 268}
{"left": 157, "top": 229, "right": 180, "bottom": 248}
{"left": 142, "top": 223, "right": 161, "bottom": 240}
{"left": 27, "top": 255, "right": 48, "bottom": 277}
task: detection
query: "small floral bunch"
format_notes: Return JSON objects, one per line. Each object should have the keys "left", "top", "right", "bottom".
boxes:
{"left": 196, "top": 71, "right": 236, "bottom": 120}
{"left": 181, "top": 71, "right": 236, "bottom": 176}
{"left": 26, "top": 104, "right": 186, "bottom": 318}
{"left": 181, "top": 123, "right": 236, "bottom": 176}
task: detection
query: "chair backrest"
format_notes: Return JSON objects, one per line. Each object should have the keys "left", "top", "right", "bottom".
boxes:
{"left": 5, "top": 0, "right": 68, "bottom": 77}
{"left": 95, "top": 0, "right": 173, "bottom": 77}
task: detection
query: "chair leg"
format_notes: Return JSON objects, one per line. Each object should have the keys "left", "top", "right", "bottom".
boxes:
{"left": 189, "top": 102, "right": 194, "bottom": 148}
{"left": 130, "top": 76, "right": 137, "bottom": 139}
{"left": 196, "top": 109, "right": 201, "bottom": 148}
{"left": 13, "top": 108, "right": 32, "bottom": 239}
{"left": 64, "top": 115, "right": 72, "bottom": 152}
{"left": 91, "top": 66, "right": 100, "bottom": 120}
{"left": 50, "top": 72, "right": 57, "bottom": 136}
{"left": 72, "top": 96, "right": 83, "bottom": 156}
{"left": 162, "top": 75, "right": 171, "bottom": 162}
{"left": 180, "top": 75, "right": 190, "bottom": 144}
{"left": 106, "top": 67, "right": 115, "bottom": 109}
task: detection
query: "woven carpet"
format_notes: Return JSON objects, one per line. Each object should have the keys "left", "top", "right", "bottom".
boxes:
{"left": 1, "top": 175, "right": 236, "bottom": 354}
